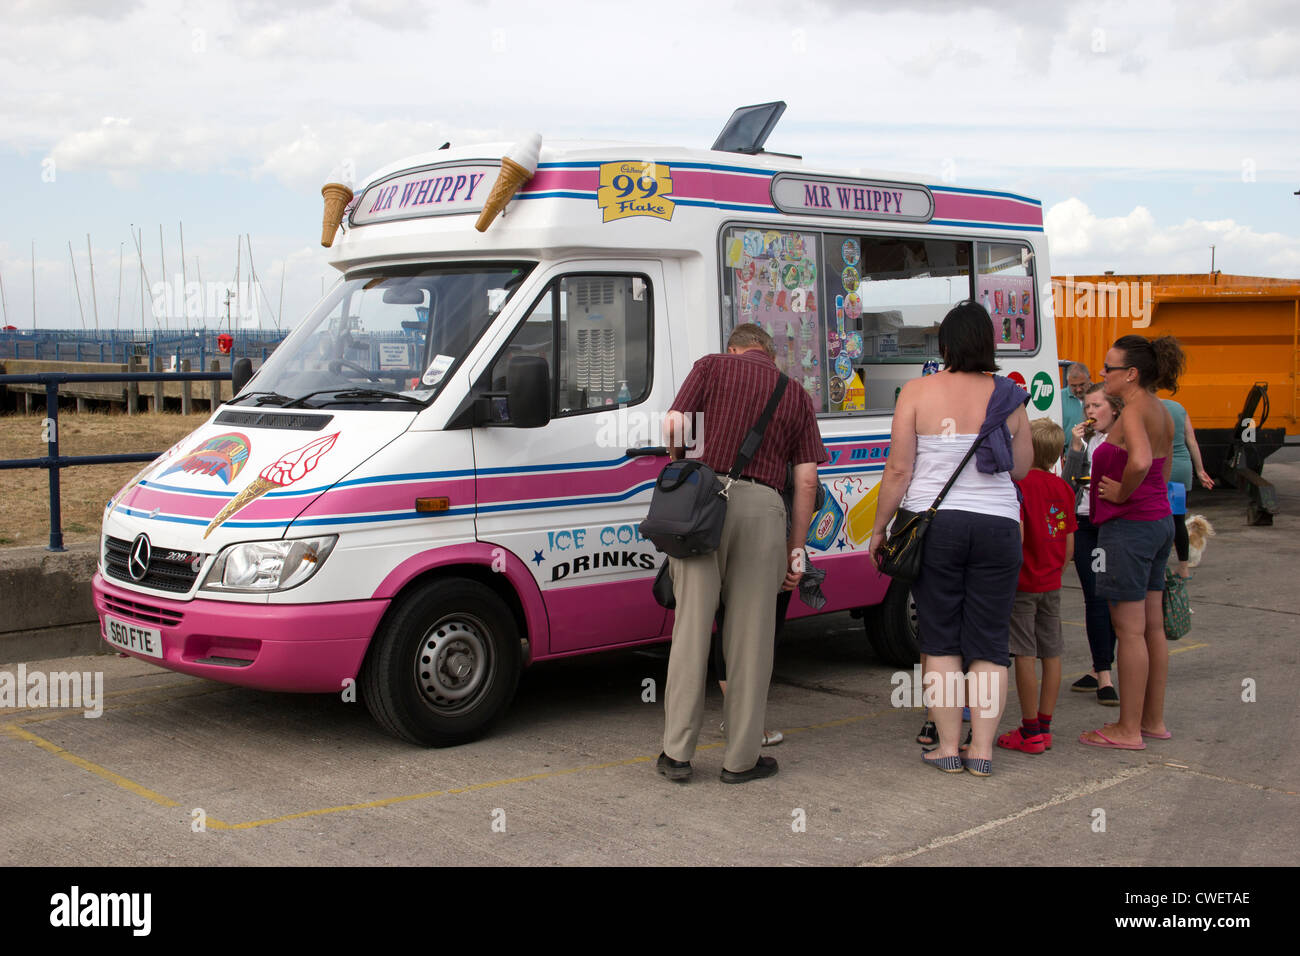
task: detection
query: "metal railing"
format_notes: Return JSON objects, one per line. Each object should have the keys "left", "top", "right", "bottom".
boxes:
{"left": 0, "top": 370, "right": 231, "bottom": 551}
{"left": 0, "top": 330, "right": 286, "bottom": 368}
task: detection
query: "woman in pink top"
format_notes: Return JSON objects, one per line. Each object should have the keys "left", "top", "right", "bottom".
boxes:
{"left": 1080, "top": 334, "right": 1186, "bottom": 751}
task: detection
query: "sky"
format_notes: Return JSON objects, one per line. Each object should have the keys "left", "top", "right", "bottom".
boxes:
{"left": 2, "top": 0, "right": 1297, "bottom": 331}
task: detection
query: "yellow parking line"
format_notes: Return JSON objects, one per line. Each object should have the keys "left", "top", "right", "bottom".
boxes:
{"left": 3, "top": 645, "right": 1213, "bottom": 831}
{"left": 2, "top": 722, "right": 181, "bottom": 810}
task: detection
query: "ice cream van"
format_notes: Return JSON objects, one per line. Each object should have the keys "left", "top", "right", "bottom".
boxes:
{"left": 93, "top": 103, "right": 1062, "bottom": 746}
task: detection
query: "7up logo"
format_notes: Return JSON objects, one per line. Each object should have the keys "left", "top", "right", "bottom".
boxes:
{"left": 1030, "top": 371, "right": 1054, "bottom": 410}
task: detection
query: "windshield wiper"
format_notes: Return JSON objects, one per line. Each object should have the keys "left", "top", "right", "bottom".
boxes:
{"left": 230, "top": 391, "right": 294, "bottom": 406}
{"left": 283, "top": 388, "right": 426, "bottom": 408}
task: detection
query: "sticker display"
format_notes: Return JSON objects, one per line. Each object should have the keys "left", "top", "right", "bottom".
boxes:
{"left": 841, "top": 266, "right": 860, "bottom": 293}
{"left": 977, "top": 273, "right": 1037, "bottom": 352}
{"left": 841, "top": 238, "right": 860, "bottom": 266}
{"left": 845, "top": 331, "right": 864, "bottom": 359}
{"left": 422, "top": 353, "right": 455, "bottom": 386}
{"left": 726, "top": 227, "right": 823, "bottom": 408}
{"left": 844, "top": 292, "right": 862, "bottom": 320}
{"left": 781, "top": 262, "right": 802, "bottom": 290}
{"left": 806, "top": 484, "right": 845, "bottom": 551}
{"left": 834, "top": 352, "right": 853, "bottom": 379}
{"left": 828, "top": 376, "right": 846, "bottom": 405}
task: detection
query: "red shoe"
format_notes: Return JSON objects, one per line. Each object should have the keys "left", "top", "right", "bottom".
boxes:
{"left": 1041, "top": 731, "right": 1053, "bottom": 750}
{"left": 997, "top": 727, "right": 1046, "bottom": 754}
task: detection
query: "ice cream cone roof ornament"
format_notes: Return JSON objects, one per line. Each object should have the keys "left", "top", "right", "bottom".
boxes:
{"left": 474, "top": 132, "right": 542, "bottom": 232}
{"left": 320, "top": 164, "right": 356, "bottom": 248}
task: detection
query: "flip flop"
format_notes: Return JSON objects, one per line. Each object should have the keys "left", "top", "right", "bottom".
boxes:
{"left": 1140, "top": 729, "right": 1172, "bottom": 740}
{"left": 1079, "top": 729, "right": 1146, "bottom": 751}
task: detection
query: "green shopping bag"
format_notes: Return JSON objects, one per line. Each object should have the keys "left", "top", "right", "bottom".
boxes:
{"left": 1163, "top": 568, "right": 1191, "bottom": 640}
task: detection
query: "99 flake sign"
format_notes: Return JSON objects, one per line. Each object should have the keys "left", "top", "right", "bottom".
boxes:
{"left": 597, "top": 161, "right": 675, "bottom": 222}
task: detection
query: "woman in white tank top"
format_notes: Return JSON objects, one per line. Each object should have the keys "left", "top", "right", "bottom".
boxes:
{"left": 869, "top": 302, "right": 1032, "bottom": 777}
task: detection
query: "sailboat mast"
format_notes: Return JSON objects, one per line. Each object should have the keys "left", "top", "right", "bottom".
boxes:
{"left": 179, "top": 222, "right": 188, "bottom": 331}
{"left": 116, "top": 242, "right": 123, "bottom": 330}
{"left": 87, "top": 235, "right": 100, "bottom": 331}
{"left": 159, "top": 224, "right": 169, "bottom": 330}
{"left": 68, "top": 241, "right": 87, "bottom": 329}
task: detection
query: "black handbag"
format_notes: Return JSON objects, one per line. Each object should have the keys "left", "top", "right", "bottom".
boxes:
{"left": 639, "top": 375, "right": 788, "bottom": 559}
{"left": 652, "top": 560, "right": 676, "bottom": 609}
{"left": 878, "top": 432, "right": 988, "bottom": 584}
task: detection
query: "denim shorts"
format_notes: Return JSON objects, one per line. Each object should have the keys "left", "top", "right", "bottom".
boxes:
{"left": 911, "top": 509, "right": 1022, "bottom": 668}
{"left": 1095, "top": 516, "right": 1175, "bottom": 603}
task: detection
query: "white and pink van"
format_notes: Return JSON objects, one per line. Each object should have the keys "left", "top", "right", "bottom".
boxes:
{"left": 94, "top": 106, "right": 1062, "bottom": 745}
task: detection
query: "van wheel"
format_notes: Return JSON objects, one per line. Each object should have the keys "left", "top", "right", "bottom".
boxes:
{"left": 361, "top": 578, "right": 521, "bottom": 746}
{"left": 867, "top": 579, "right": 921, "bottom": 667}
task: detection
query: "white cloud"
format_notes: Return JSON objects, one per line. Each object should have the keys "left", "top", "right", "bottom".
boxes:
{"left": 1046, "top": 197, "right": 1300, "bottom": 277}
{"left": 348, "top": 0, "right": 431, "bottom": 29}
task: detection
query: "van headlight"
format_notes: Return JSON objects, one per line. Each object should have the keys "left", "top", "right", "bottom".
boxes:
{"left": 200, "top": 536, "right": 338, "bottom": 592}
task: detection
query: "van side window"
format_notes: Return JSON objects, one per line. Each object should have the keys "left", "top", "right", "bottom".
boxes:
{"left": 976, "top": 241, "right": 1038, "bottom": 354}
{"left": 486, "top": 273, "right": 652, "bottom": 422}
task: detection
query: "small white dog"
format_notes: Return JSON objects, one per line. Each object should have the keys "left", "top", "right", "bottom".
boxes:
{"left": 1185, "top": 515, "right": 1216, "bottom": 567}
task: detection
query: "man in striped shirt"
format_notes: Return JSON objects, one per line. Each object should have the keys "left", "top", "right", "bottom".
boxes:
{"left": 657, "top": 323, "right": 828, "bottom": 784}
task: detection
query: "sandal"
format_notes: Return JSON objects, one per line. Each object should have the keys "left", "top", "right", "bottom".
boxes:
{"left": 922, "top": 752, "right": 963, "bottom": 773}
{"left": 762, "top": 730, "right": 784, "bottom": 746}
{"left": 916, "top": 720, "right": 938, "bottom": 745}
{"left": 963, "top": 755, "right": 992, "bottom": 776}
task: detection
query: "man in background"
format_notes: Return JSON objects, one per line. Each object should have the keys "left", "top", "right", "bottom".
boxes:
{"left": 1061, "top": 362, "right": 1092, "bottom": 452}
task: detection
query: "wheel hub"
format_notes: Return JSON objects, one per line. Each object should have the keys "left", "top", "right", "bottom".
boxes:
{"left": 415, "top": 617, "right": 492, "bottom": 708}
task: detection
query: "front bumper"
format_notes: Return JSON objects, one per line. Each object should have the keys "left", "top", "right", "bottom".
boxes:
{"left": 92, "top": 573, "right": 389, "bottom": 693}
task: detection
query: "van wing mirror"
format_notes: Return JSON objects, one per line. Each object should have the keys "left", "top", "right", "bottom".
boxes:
{"left": 506, "top": 356, "right": 550, "bottom": 428}
{"left": 231, "top": 357, "right": 254, "bottom": 396}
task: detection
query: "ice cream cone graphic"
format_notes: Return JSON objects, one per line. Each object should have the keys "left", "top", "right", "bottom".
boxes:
{"left": 204, "top": 432, "right": 339, "bottom": 538}
{"left": 845, "top": 481, "right": 882, "bottom": 546}
{"left": 475, "top": 133, "right": 541, "bottom": 232}
{"left": 321, "top": 183, "right": 354, "bottom": 247}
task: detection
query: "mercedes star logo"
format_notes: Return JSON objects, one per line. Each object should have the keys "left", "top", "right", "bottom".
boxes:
{"left": 128, "top": 533, "right": 152, "bottom": 581}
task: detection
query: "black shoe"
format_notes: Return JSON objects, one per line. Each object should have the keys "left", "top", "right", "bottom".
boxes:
{"left": 1097, "top": 685, "right": 1120, "bottom": 706}
{"left": 657, "top": 751, "right": 692, "bottom": 782}
{"left": 720, "top": 756, "right": 778, "bottom": 784}
{"left": 1071, "top": 674, "right": 1099, "bottom": 692}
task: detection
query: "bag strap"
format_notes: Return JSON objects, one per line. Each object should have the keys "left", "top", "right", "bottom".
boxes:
{"left": 923, "top": 430, "right": 990, "bottom": 515}
{"left": 728, "top": 374, "right": 789, "bottom": 481}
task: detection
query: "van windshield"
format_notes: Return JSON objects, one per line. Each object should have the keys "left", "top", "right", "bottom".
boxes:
{"left": 238, "top": 262, "right": 533, "bottom": 407}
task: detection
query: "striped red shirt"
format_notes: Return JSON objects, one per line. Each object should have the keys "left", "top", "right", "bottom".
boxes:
{"left": 670, "top": 350, "right": 828, "bottom": 489}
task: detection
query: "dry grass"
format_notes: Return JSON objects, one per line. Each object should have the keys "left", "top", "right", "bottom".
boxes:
{"left": 0, "top": 410, "right": 211, "bottom": 549}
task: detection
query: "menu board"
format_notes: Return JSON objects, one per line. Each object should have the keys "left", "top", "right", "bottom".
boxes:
{"left": 977, "top": 274, "right": 1037, "bottom": 351}
{"left": 724, "top": 228, "right": 824, "bottom": 408}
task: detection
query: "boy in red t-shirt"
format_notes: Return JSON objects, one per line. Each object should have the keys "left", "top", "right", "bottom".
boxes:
{"left": 999, "top": 418, "right": 1077, "bottom": 755}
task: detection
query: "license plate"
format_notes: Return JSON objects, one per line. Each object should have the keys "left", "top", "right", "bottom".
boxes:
{"left": 104, "top": 615, "right": 164, "bottom": 659}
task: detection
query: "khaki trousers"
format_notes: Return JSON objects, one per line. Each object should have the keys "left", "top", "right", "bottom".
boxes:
{"left": 662, "top": 481, "right": 787, "bottom": 773}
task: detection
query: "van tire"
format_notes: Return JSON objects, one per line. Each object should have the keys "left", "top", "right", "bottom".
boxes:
{"left": 360, "top": 578, "right": 522, "bottom": 747}
{"left": 867, "top": 579, "right": 921, "bottom": 667}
